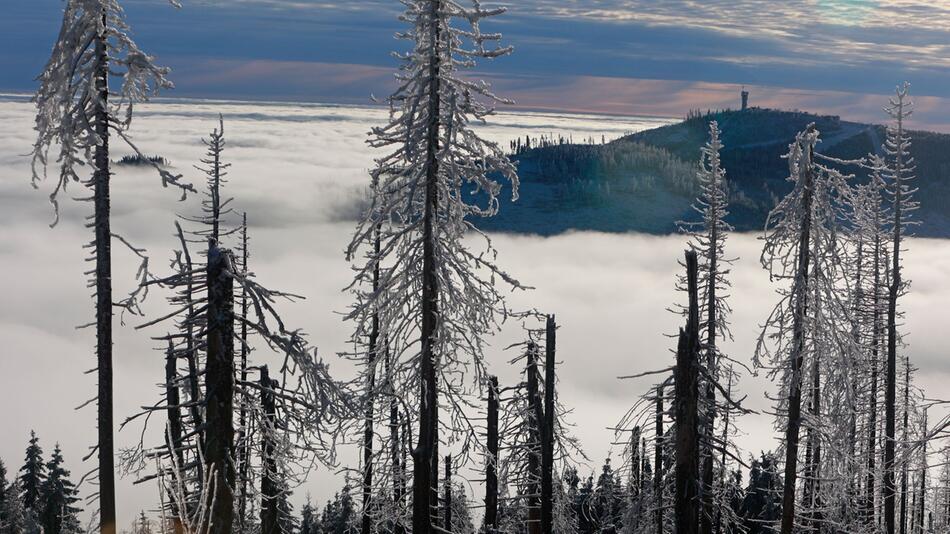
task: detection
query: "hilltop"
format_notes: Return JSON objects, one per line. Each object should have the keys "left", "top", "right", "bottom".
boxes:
{"left": 481, "top": 108, "right": 950, "bottom": 237}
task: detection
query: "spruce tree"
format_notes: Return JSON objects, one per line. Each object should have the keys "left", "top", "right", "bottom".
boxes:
{"left": 0, "top": 459, "right": 7, "bottom": 529}
{"left": 18, "top": 432, "right": 45, "bottom": 512}
{"left": 38, "top": 445, "right": 81, "bottom": 534}
{"left": 2, "top": 480, "right": 29, "bottom": 534}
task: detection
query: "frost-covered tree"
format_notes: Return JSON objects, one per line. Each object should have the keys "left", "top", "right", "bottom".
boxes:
{"left": 882, "top": 82, "right": 917, "bottom": 534}
{"left": 344, "top": 2, "right": 520, "bottom": 533}
{"left": 38, "top": 445, "right": 81, "bottom": 534}
{"left": 755, "top": 125, "right": 855, "bottom": 534}
{"left": 31, "top": 3, "right": 192, "bottom": 533}
{"left": 1, "top": 480, "right": 30, "bottom": 534}
{"left": 677, "top": 121, "right": 738, "bottom": 534}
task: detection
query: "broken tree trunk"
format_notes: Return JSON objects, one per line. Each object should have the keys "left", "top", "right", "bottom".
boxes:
{"left": 541, "top": 315, "right": 556, "bottom": 534}
{"left": 164, "top": 342, "right": 186, "bottom": 534}
{"left": 205, "top": 243, "right": 236, "bottom": 534}
{"left": 674, "top": 250, "right": 701, "bottom": 534}
{"left": 527, "top": 344, "right": 543, "bottom": 534}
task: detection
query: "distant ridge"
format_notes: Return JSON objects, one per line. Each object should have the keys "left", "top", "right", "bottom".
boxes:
{"left": 481, "top": 108, "right": 950, "bottom": 238}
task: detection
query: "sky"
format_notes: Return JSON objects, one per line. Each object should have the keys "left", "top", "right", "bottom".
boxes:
{"left": 2, "top": 96, "right": 950, "bottom": 528}
{"left": 4, "top": 0, "right": 950, "bottom": 129}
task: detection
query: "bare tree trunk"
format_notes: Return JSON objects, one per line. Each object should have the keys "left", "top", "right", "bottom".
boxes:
{"left": 900, "top": 358, "right": 910, "bottom": 534}
{"left": 656, "top": 384, "right": 665, "bottom": 534}
{"left": 780, "top": 129, "right": 816, "bottom": 534}
{"left": 391, "top": 380, "right": 406, "bottom": 534}
{"left": 93, "top": 13, "right": 117, "bottom": 534}
{"left": 714, "top": 373, "right": 733, "bottom": 534}
{"left": 868, "top": 240, "right": 881, "bottom": 527}
{"left": 413, "top": 3, "right": 442, "bottom": 533}
{"left": 485, "top": 375, "right": 499, "bottom": 534}
{"left": 260, "top": 366, "right": 278, "bottom": 534}
{"left": 701, "top": 191, "right": 721, "bottom": 534}
{"left": 674, "top": 250, "right": 701, "bottom": 534}
{"left": 527, "top": 345, "right": 543, "bottom": 534}
{"left": 205, "top": 244, "right": 235, "bottom": 534}
{"left": 362, "top": 229, "right": 381, "bottom": 534}
{"left": 237, "top": 214, "right": 250, "bottom": 531}
{"left": 541, "top": 316, "right": 556, "bottom": 534}
{"left": 165, "top": 342, "right": 186, "bottom": 534}
{"left": 444, "top": 455, "right": 452, "bottom": 533}
{"left": 917, "top": 410, "right": 927, "bottom": 534}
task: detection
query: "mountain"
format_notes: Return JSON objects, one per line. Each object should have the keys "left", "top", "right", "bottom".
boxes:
{"left": 481, "top": 108, "right": 950, "bottom": 237}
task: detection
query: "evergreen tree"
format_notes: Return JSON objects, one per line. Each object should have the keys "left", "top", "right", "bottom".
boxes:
{"left": 322, "top": 485, "right": 356, "bottom": 534}
{"left": 740, "top": 453, "right": 783, "bottom": 534}
{"left": 38, "top": 445, "right": 81, "bottom": 534}
{"left": 299, "top": 498, "right": 321, "bottom": 534}
{"left": 18, "top": 432, "right": 45, "bottom": 512}
{"left": 2, "top": 480, "right": 29, "bottom": 534}
{"left": 0, "top": 459, "right": 8, "bottom": 529}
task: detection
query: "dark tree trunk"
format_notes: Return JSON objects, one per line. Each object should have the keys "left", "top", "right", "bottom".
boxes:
{"left": 391, "top": 383, "right": 406, "bottom": 534}
{"left": 868, "top": 239, "right": 881, "bottom": 527}
{"left": 655, "top": 385, "right": 665, "bottom": 534}
{"left": 917, "top": 410, "right": 926, "bottom": 534}
{"left": 165, "top": 343, "right": 186, "bottom": 534}
{"left": 900, "top": 358, "right": 910, "bottom": 534}
{"left": 674, "top": 250, "right": 701, "bottom": 534}
{"left": 630, "top": 426, "right": 642, "bottom": 532}
{"left": 413, "top": 3, "right": 442, "bottom": 533}
{"left": 527, "top": 345, "right": 543, "bottom": 534}
{"left": 485, "top": 376, "right": 499, "bottom": 533}
{"left": 780, "top": 129, "right": 816, "bottom": 534}
{"left": 701, "top": 191, "right": 721, "bottom": 534}
{"left": 93, "top": 14, "right": 116, "bottom": 534}
{"left": 362, "top": 229, "right": 381, "bottom": 534}
{"left": 541, "top": 315, "right": 556, "bottom": 534}
{"left": 205, "top": 244, "right": 235, "bottom": 534}
{"left": 237, "top": 215, "right": 250, "bottom": 531}
{"left": 444, "top": 455, "right": 452, "bottom": 533}
{"left": 260, "top": 366, "right": 279, "bottom": 534}
{"left": 715, "top": 374, "right": 732, "bottom": 534}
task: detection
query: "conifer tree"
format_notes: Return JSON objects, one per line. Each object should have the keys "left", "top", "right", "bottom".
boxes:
{"left": 0, "top": 459, "right": 7, "bottom": 529}
{"left": 2, "top": 480, "right": 29, "bottom": 534}
{"left": 38, "top": 445, "right": 81, "bottom": 534}
{"left": 18, "top": 432, "right": 45, "bottom": 513}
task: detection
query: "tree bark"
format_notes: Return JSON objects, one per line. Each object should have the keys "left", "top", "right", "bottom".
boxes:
{"left": 674, "top": 250, "right": 701, "bottom": 534}
{"left": 237, "top": 215, "right": 250, "bottom": 531}
{"left": 485, "top": 376, "right": 499, "bottom": 533}
{"left": 655, "top": 385, "right": 665, "bottom": 534}
{"left": 205, "top": 244, "right": 235, "bottom": 534}
{"left": 165, "top": 342, "right": 186, "bottom": 534}
{"left": 362, "top": 228, "right": 381, "bottom": 534}
{"left": 413, "top": 3, "right": 442, "bottom": 533}
{"left": 93, "top": 12, "right": 116, "bottom": 534}
{"left": 527, "top": 345, "right": 543, "bottom": 534}
{"left": 780, "top": 128, "right": 816, "bottom": 534}
{"left": 701, "top": 182, "right": 721, "bottom": 534}
{"left": 444, "top": 455, "right": 452, "bottom": 533}
{"left": 900, "top": 358, "right": 910, "bottom": 534}
{"left": 541, "top": 315, "right": 556, "bottom": 534}
{"left": 260, "top": 366, "right": 279, "bottom": 534}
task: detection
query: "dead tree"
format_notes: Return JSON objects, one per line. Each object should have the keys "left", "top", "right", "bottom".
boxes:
{"left": 527, "top": 344, "right": 543, "bottom": 534}
{"left": 260, "top": 366, "right": 279, "bottom": 534}
{"left": 444, "top": 455, "right": 453, "bottom": 533}
{"left": 164, "top": 342, "right": 187, "bottom": 534}
{"left": 674, "top": 250, "right": 701, "bottom": 534}
{"left": 361, "top": 228, "right": 382, "bottom": 534}
{"left": 485, "top": 376, "right": 500, "bottom": 534}
{"left": 541, "top": 315, "right": 556, "bottom": 534}
{"left": 205, "top": 243, "right": 236, "bottom": 534}
{"left": 655, "top": 385, "right": 665, "bottom": 534}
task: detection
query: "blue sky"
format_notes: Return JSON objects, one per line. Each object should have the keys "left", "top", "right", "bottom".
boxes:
{"left": 5, "top": 0, "right": 950, "bottom": 128}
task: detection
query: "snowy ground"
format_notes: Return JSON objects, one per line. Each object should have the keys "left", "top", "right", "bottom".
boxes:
{"left": 1, "top": 95, "right": 949, "bottom": 527}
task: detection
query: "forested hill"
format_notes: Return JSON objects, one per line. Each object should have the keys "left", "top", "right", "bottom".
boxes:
{"left": 480, "top": 108, "right": 950, "bottom": 237}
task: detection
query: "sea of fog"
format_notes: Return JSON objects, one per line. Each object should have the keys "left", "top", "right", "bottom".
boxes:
{"left": 1, "top": 96, "right": 949, "bottom": 527}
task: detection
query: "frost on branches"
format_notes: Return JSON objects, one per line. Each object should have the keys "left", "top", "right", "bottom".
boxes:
{"left": 31, "top": 0, "right": 190, "bottom": 221}
{"left": 344, "top": 1, "right": 522, "bottom": 532}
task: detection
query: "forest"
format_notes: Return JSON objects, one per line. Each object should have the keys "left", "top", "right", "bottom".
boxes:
{"left": 1, "top": 2, "right": 947, "bottom": 534}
